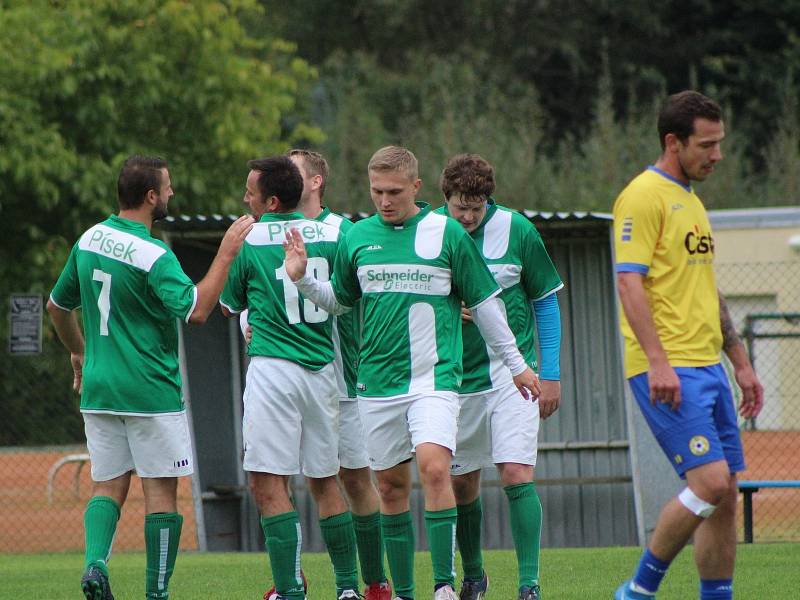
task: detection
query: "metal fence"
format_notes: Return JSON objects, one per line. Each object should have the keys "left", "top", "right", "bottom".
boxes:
{"left": 0, "top": 322, "right": 197, "bottom": 553}
{"left": 716, "top": 261, "right": 800, "bottom": 542}
{"left": 3, "top": 255, "right": 799, "bottom": 553}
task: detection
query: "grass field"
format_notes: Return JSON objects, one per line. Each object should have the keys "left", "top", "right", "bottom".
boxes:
{"left": 2, "top": 544, "right": 798, "bottom": 599}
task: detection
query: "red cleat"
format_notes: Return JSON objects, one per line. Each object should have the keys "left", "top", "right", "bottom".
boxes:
{"left": 364, "top": 581, "right": 392, "bottom": 600}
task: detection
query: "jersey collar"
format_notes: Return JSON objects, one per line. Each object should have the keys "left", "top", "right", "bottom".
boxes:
{"left": 378, "top": 201, "right": 431, "bottom": 229}
{"left": 316, "top": 206, "right": 331, "bottom": 221}
{"left": 258, "top": 211, "right": 304, "bottom": 222}
{"left": 647, "top": 165, "right": 693, "bottom": 193}
{"left": 108, "top": 214, "right": 151, "bottom": 236}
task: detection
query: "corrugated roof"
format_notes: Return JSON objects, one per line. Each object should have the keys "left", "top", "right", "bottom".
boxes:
{"left": 708, "top": 207, "right": 800, "bottom": 230}
{"left": 157, "top": 210, "right": 612, "bottom": 233}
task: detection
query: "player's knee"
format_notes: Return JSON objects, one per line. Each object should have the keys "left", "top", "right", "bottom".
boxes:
{"left": 497, "top": 462, "right": 533, "bottom": 486}
{"left": 376, "top": 477, "right": 409, "bottom": 504}
{"left": 339, "top": 468, "right": 372, "bottom": 497}
{"left": 451, "top": 472, "right": 480, "bottom": 503}
{"left": 418, "top": 461, "right": 450, "bottom": 492}
{"left": 678, "top": 486, "right": 718, "bottom": 518}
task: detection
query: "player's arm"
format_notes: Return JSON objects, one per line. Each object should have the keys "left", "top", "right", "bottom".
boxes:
{"left": 521, "top": 220, "right": 565, "bottom": 418}
{"left": 617, "top": 272, "right": 681, "bottom": 409}
{"left": 189, "top": 215, "right": 254, "bottom": 324}
{"left": 46, "top": 299, "right": 85, "bottom": 393}
{"left": 718, "top": 291, "right": 763, "bottom": 418}
{"left": 532, "top": 292, "right": 562, "bottom": 419}
{"left": 283, "top": 228, "right": 352, "bottom": 315}
{"left": 471, "top": 297, "right": 543, "bottom": 407}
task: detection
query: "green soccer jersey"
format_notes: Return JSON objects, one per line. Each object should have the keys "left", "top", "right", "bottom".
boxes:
{"left": 50, "top": 215, "right": 197, "bottom": 415}
{"left": 221, "top": 212, "right": 341, "bottom": 370}
{"left": 317, "top": 208, "right": 360, "bottom": 398}
{"left": 329, "top": 202, "right": 500, "bottom": 398}
{"left": 436, "top": 200, "right": 563, "bottom": 393}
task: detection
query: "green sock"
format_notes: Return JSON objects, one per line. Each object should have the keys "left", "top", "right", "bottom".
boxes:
{"left": 84, "top": 496, "right": 120, "bottom": 577}
{"left": 456, "top": 498, "right": 484, "bottom": 581}
{"left": 353, "top": 511, "right": 386, "bottom": 585}
{"left": 504, "top": 482, "right": 542, "bottom": 588}
{"left": 261, "top": 512, "right": 305, "bottom": 600}
{"left": 144, "top": 512, "right": 183, "bottom": 599}
{"left": 320, "top": 512, "right": 359, "bottom": 594}
{"left": 424, "top": 507, "right": 457, "bottom": 588}
{"left": 381, "top": 511, "right": 415, "bottom": 599}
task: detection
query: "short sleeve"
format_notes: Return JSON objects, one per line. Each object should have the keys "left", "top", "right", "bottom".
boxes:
{"left": 519, "top": 220, "right": 563, "bottom": 300}
{"left": 50, "top": 244, "right": 81, "bottom": 310}
{"left": 613, "top": 188, "right": 663, "bottom": 274}
{"left": 330, "top": 231, "right": 361, "bottom": 307}
{"left": 220, "top": 252, "right": 248, "bottom": 314}
{"left": 450, "top": 226, "right": 500, "bottom": 308}
{"left": 148, "top": 250, "right": 197, "bottom": 321}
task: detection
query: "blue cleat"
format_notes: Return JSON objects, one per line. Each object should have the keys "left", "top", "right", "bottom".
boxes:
{"left": 614, "top": 580, "right": 654, "bottom": 599}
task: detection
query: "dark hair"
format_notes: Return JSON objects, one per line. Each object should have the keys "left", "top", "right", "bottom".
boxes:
{"left": 117, "top": 155, "right": 168, "bottom": 209}
{"left": 247, "top": 156, "right": 303, "bottom": 211}
{"left": 440, "top": 153, "right": 496, "bottom": 200}
{"left": 288, "top": 149, "right": 329, "bottom": 198}
{"left": 657, "top": 91, "right": 723, "bottom": 150}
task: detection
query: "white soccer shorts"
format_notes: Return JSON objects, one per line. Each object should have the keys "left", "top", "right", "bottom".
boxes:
{"left": 83, "top": 411, "right": 194, "bottom": 481}
{"left": 338, "top": 398, "right": 370, "bottom": 470}
{"left": 358, "top": 391, "right": 459, "bottom": 471}
{"left": 242, "top": 357, "right": 340, "bottom": 478}
{"left": 450, "top": 382, "right": 540, "bottom": 476}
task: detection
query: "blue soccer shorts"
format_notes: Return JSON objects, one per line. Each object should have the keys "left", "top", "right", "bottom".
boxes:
{"left": 628, "top": 363, "right": 746, "bottom": 478}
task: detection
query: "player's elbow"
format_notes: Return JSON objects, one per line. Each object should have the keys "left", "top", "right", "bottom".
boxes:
{"left": 187, "top": 308, "right": 210, "bottom": 325}
{"left": 46, "top": 298, "right": 67, "bottom": 317}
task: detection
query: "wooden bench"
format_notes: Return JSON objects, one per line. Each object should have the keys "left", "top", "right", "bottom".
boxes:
{"left": 738, "top": 480, "right": 800, "bottom": 543}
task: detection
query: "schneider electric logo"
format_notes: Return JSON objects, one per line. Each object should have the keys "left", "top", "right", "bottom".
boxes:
{"left": 358, "top": 264, "right": 451, "bottom": 295}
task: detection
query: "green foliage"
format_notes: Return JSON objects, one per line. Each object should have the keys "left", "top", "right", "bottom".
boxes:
{"left": 0, "top": 0, "right": 320, "bottom": 288}
{"left": 0, "top": 0, "right": 320, "bottom": 444}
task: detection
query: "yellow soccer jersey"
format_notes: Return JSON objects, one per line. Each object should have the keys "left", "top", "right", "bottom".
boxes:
{"left": 613, "top": 167, "right": 722, "bottom": 378}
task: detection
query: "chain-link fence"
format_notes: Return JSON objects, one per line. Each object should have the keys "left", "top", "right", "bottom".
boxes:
{"left": 717, "top": 261, "right": 800, "bottom": 543}
{"left": 3, "top": 255, "right": 799, "bottom": 552}
{"left": 0, "top": 303, "right": 197, "bottom": 553}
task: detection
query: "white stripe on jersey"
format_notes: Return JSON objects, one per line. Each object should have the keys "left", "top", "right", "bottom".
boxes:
{"left": 246, "top": 219, "right": 340, "bottom": 246}
{"left": 357, "top": 264, "right": 452, "bottom": 295}
{"left": 408, "top": 302, "right": 438, "bottom": 393}
{"left": 415, "top": 211, "right": 447, "bottom": 259}
{"left": 482, "top": 208, "right": 512, "bottom": 259}
{"left": 79, "top": 224, "right": 166, "bottom": 271}
{"left": 487, "top": 263, "right": 522, "bottom": 289}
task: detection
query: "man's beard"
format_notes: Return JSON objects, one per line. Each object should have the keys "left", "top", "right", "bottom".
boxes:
{"left": 152, "top": 200, "right": 168, "bottom": 222}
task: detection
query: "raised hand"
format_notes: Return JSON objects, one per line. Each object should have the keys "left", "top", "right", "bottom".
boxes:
{"left": 283, "top": 228, "right": 308, "bottom": 281}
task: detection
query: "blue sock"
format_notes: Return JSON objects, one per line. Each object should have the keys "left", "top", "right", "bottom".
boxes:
{"left": 700, "top": 578, "right": 733, "bottom": 599}
{"left": 631, "top": 548, "right": 671, "bottom": 593}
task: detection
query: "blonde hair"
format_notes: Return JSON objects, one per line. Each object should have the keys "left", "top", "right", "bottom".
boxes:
{"left": 368, "top": 146, "right": 418, "bottom": 180}
{"left": 288, "top": 149, "right": 329, "bottom": 197}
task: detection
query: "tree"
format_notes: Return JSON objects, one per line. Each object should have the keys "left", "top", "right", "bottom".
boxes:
{"left": 0, "top": 0, "right": 321, "bottom": 292}
{"left": 0, "top": 0, "right": 321, "bottom": 444}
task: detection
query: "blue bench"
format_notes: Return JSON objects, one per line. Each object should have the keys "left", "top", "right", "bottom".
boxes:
{"left": 738, "top": 480, "right": 800, "bottom": 543}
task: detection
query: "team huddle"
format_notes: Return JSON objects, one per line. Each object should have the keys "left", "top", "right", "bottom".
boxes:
{"left": 48, "top": 91, "right": 763, "bottom": 600}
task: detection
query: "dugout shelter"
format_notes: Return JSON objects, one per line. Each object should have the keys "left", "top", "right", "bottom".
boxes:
{"left": 157, "top": 210, "right": 673, "bottom": 552}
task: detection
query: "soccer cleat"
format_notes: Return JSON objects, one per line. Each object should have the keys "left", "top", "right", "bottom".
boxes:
{"left": 263, "top": 570, "right": 309, "bottom": 600}
{"left": 81, "top": 566, "right": 115, "bottom": 600}
{"left": 614, "top": 580, "right": 654, "bottom": 599}
{"left": 458, "top": 571, "right": 489, "bottom": 600}
{"left": 518, "top": 584, "right": 542, "bottom": 600}
{"left": 364, "top": 581, "right": 393, "bottom": 600}
{"left": 434, "top": 584, "right": 459, "bottom": 600}
{"left": 338, "top": 589, "right": 363, "bottom": 600}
